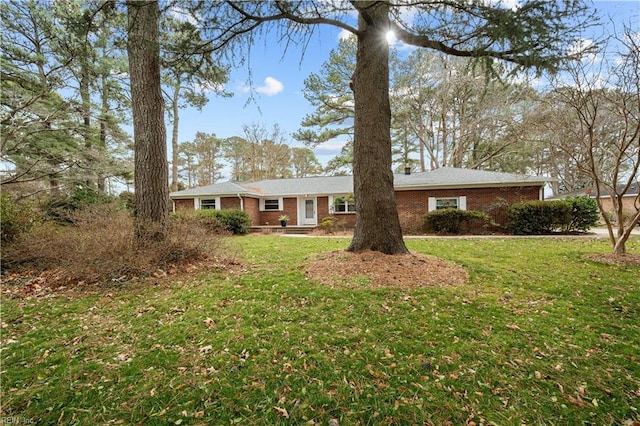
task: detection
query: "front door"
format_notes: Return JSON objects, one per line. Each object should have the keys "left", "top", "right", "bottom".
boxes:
{"left": 302, "top": 198, "right": 316, "bottom": 225}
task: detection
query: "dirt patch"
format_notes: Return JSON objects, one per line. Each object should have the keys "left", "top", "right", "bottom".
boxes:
{"left": 305, "top": 250, "right": 468, "bottom": 289}
{"left": 584, "top": 253, "right": 640, "bottom": 266}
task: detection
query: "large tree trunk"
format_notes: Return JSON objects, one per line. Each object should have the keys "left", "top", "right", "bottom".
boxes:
{"left": 347, "top": 2, "right": 408, "bottom": 255}
{"left": 127, "top": 0, "right": 169, "bottom": 245}
{"left": 170, "top": 83, "right": 180, "bottom": 192}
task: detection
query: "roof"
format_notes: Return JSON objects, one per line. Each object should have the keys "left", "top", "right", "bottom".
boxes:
{"left": 169, "top": 167, "right": 550, "bottom": 198}
{"left": 551, "top": 182, "right": 639, "bottom": 199}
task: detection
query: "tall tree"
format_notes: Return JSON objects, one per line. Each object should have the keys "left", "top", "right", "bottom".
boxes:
{"left": 210, "top": 1, "right": 594, "bottom": 254}
{"left": 1, "top": 0, "right": 82, "bottom": 195}
{"left": 240, "top": 123, "right": 291, "bottom": 180}
{"left": 160, "top": 10, "right": 229, "bottom": 192}
{"left": 191, "top": 132, "right": 225, "bottom": 186}
{"left": 222, "top": 136, "right": 250, "bottom": 181}
{"left": 52, "top": 0, "right": 131, "bottom": 193}
{"left": 1, "top": 0, "right": 132, "bottom": 198}
{"left": 127, "top": 0, "right": 168, "bottom": 244}
{"left": 293, "top": 36, "right": 356, "bottom": 151}
{"left": 291, "top": 147, "right": 322, "bottom": 177}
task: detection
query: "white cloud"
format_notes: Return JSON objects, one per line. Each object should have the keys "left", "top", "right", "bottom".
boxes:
{"left": 314, "top": 139, "right": 348, "bottom": 155}
{"left": 255, "top": 76, "right": 284, "bottom": 96}
{"left": 485, "top": 0, "right": 522, "bottom": 11}
{"left": 568, "top": 38, "right": 601, "bottom": 63}
{"left": 338, "top": 28, "right": 354, "bottom": 41}
{"left": 168, "top": 6, "right": 199, "bottom": 25}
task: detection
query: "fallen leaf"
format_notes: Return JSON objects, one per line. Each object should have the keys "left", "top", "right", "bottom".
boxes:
{"left": 204, "top": 317, "right": 215, "bottom": 327}
{"left": 567, "top": 395, "right": 591, "bottom": 408}
{"left": 273, "top": 406, "right": 289, "bottom": 419}
{"left": 115, "top": 353, "right": 131, "bottom": 362}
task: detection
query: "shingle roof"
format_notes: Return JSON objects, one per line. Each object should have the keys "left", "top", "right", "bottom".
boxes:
{"left": 169, "top": 181, "right": 251, "bottom": 197}
{"left": 170, "top": 167, "right": 550, "bottom": 198}
{"left": 394, "top": 167, "right": 549, "bottom": 188}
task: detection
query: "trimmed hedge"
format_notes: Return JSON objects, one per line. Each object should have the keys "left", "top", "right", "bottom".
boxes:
{"left": 564, "top": 196, "right": 600, "bottom": 232}
{"left": 507, "top": 197, "right": 600, "bottom": 235}
{"left": 506, "top": 200, "right": 571, "bottom": 235}
{"left": 171, "top": 209, "right": 251, "bottom": 235}
{"left": 423, "top": 209, "right": 495, "bottom": 235}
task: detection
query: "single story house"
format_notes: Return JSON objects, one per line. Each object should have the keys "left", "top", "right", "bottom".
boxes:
{"left": 169, "top": 167, "right": 551, "bottom": 229}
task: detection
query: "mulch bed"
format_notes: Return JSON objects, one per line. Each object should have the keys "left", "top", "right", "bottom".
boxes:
{"left": 305, "top": 250, "right": 468, "bottom": 289}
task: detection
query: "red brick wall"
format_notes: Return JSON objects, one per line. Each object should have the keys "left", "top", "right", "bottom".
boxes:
{"left": 316, "top": 196, "right": 357, "bottom": 228}
{"left": 598, "top": 196, "right": 639, "bottom": 222}
{"left": 221, "top": 197, "right": 241, "bottom": 210}
{"left": 174, "top": 199, "right": 194, "bottom": 212}
{"left": 257, "top": 197, "right": 298, "bottom": 226}
{"left": 317, "top": 196, "right": 329, "bottom": 220}
{"left": 395, "top": 186, "right": 541, "bottom": 227}
{"left": 243, "top": 197, "right": 260, "bottom": 225}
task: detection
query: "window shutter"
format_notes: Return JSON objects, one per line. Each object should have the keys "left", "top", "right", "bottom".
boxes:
{"left": 428, "top": 197, "right": 436, "bottom": 212}
{"left": 459, "top": 196, "right": 467, "bottom": 210}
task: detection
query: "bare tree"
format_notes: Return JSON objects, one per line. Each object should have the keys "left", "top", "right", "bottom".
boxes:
{"left": 551, "top": 27, "right": 639, "bottom": 254}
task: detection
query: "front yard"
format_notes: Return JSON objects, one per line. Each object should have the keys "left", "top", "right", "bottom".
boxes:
{"left": 1, "top": 236, "right": 639, "bottom": 425}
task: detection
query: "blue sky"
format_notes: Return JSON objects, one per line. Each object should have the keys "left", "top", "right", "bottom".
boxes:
{"left": 174, "top": 1, "right": 640, "bottom": 174}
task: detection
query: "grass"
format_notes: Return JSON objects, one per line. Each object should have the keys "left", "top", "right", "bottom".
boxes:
{"left": 1, "top": 235, "right": 639, "bottom": 425}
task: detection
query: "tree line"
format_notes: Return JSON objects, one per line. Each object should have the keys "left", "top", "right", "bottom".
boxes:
{"left": 175, "top": 124, "right": 322, "bottom": 190}
{"left": 2, "top": 1, "right": 637, "bottom": 254}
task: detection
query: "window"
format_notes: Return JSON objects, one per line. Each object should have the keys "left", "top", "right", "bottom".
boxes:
{"left": 436, "top": 198, "right": 458, "bottom": 210}
{"left": 263, "top": 199, "right": 280, "bottom": 211}
{"left": 200, "top": 199, "right": 216, "bottom": 209}
{"left": 428, "top": 196, "right": 467, "bottom": 212}
{"left": 333, "top": 196, "right": 355, "bottom": 213}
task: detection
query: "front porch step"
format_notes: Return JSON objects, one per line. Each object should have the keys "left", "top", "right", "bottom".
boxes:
{"left": 251, "top": 226, "right": 317, "bottom": 235}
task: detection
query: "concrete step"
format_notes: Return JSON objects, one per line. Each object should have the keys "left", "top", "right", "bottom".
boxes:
{"left": 251, "top": 226, "right": 316, "bottom": 235}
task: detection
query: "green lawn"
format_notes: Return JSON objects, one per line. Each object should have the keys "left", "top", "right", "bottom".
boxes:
{"left": 1, "top": 236, "right": 639, "bottom": 425}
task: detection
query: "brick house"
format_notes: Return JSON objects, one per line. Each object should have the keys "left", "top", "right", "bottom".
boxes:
{"left": 552, "top": 182, "right": 639, "bottom": 223}
{"left": 169, "top": 167, "right": 550, "bottom": 230}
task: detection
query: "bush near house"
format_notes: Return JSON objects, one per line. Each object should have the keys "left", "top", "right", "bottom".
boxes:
{"left": 423, "top": 209, "right": 496, "bottom": 235}
{"left": 563, "top": 196, "right": 600, "bottom": 232}
{"left": 507, "top": 200, "right": 572, "bottom": 235}
{"left": 171, "top": 209, "right": 251, "bottom": 235}
{"left": 507, "top": 198, "right": 600, "bottom": 235}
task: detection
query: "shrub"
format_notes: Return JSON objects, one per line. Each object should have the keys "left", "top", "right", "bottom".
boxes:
{"left": 423, "top": 209, "right": 495, "bottom": 235}
{"left": 44, "top": 185, "right": 113, "bottom": 223}
{"left": 507, "top": 200, "right": 571, "bottom": 235}
{"left": 118, "top": 191, "right": 136, "bottom": 213}
{"left": 319, "top": 216, "right": 336, "bottom": 233}
{"left": 171, "top": 210, "right": 225, "bottom": 234}
{"left": 171, "top": 209, "right": 251, "bottom": 235}
{"left": 563, "top": 196, "right": 600, "bottom": 232}
{"left": 1, "top": 202, "right": 230, "bottom": 286}
{"left": 215, "top": 209, "right": 251, "bottom": 235}
{"left": 398, "top": 211, "right": 424, "bottom": 235}
{"left": 1, "top": 194, "right": 39, "bottom": 243}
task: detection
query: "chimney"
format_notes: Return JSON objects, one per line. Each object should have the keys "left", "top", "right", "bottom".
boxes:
{"left": 404, "top": 166, "right": 411, "bottom": 175}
